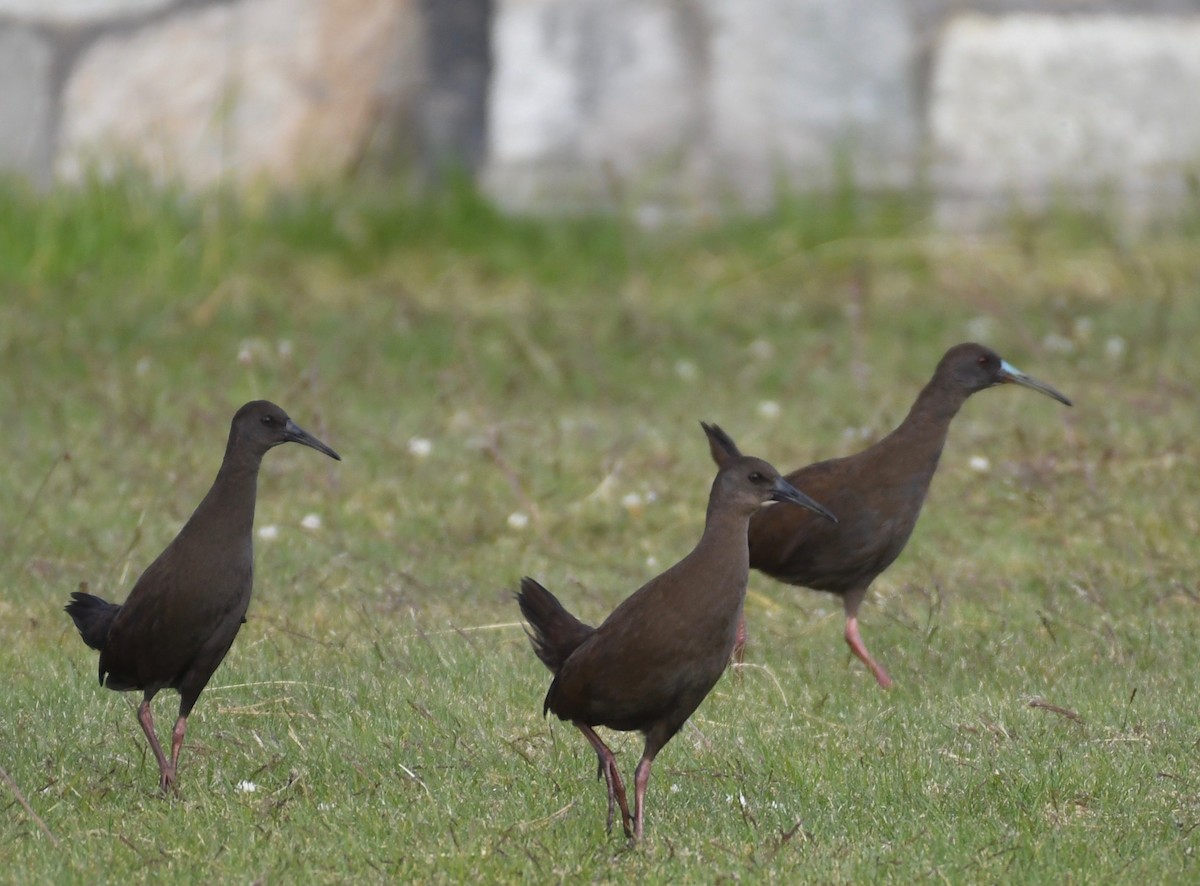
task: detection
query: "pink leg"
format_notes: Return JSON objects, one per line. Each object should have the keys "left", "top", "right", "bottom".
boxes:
{"left": 843, "top": 588, "right": 893, "bottom": 689}
{"left": 575, "top": 722, "right": 633, "bottom": 837}
{"left": 632, "top": 753, "right": 656, "bottom": 842}
{"left": 136, "top": 699, "right": 177, "bottom": 791}
{"left": 731, "top": 613, "right": 747, "bottom": 664}
{"left": 845, "top": 615, "right": 893, "bottom": 688}
{"left": 168, "top": 716, "right": 188, "bottom": 787}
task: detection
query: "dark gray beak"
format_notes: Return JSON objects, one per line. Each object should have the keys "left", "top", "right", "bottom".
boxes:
{"left": 771, "top": 476, "right": 837, "bottom": 523}
{"left": 998, "top": 360, "right": 1073, "bottom": 407}
{"left": 284, "top": 420, "right": 341, "bottom": 461}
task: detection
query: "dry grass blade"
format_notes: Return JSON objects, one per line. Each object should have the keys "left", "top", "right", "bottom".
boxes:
{"left": 0, "top": 764, "right": 61, "bottom": 848}
{"left": 1027, "top": 697, "right": 1084, "bottom": 723}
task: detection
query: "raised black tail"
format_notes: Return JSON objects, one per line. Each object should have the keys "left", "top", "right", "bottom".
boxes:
{"left": 516, "top": 577, "right": 594, "bottom": 674}
{"left": 64, "top": 590, "right": 120, "bottom": 655}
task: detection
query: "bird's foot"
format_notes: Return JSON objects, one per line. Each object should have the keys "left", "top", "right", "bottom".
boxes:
{"left": 158, "top": 764, "right": 178, "bottom": 794}
{"left": 871, "top": 664, "right": 894, "bottom": 689}
{"left": 599, "top": 758, "right": 633, "bottom": 838}
{"left": 844, "top": 616, "right": 894, "bottom": 689}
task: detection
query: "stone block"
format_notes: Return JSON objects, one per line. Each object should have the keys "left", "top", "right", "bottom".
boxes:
{"left": 0, "top": 24, "right": 54, "bottom": 185}
{"left": 704, "top": 0, "right": 919, "bottom": 207}
{"left": 932, "top": 14, "right": 1200, "bottom": 225}
{"left": 57, "top": 0, "right": 422, "bottom": 188}
{"left": 0, "top": 0, "right": 175, "bottom": 25}
{"left": 484, "top": 0, "right": 703, "bottom": 213}
{"left": 485, "top": 0, "right": 918, "bottom": 215}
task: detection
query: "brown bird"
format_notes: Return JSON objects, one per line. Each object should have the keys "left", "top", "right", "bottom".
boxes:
{"left": 517, "top": 422, "right": 836, "bottom": 841}
{"left": 65, "top": 401, "right": 340, "bottom": 791}
{"left": 727, "top": 342, "right": 1071, "bottom": 688}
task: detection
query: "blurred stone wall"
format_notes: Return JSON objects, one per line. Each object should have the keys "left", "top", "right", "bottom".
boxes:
{"left": 2, "top": 0, "right": 1199, "bottom": 226}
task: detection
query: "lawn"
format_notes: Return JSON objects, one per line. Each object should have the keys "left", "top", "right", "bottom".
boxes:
{"left": 1, "top": 177, "right": 1197, "bottom": 882}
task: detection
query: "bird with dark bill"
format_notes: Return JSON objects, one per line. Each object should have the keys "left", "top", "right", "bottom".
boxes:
{"left": 65, "top": 401, "right": 340, "bottom": 792}
{"left": 517, "top": 422, "right": 836, "bottom": 842}
{"left": 724, "top": 342, "right": 1071, "bottom": 688}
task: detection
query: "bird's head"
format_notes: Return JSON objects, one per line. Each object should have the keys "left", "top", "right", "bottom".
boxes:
{"left": 941, "top": 343, "right": 1073, "bottom": 406}
{"left": 232, "top": 401, "right": 341, "bottom": 460}
{"left": 701, "top": 422, "right": 836, "bottom": 521}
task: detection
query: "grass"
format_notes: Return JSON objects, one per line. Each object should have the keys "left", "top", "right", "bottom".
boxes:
{"left": 1, "top": 174, "right": 1198, "bottom": 882}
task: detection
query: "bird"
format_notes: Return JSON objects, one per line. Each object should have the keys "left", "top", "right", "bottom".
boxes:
{"left": 517, "top": 421, "right": 837, "bottom": 841}
{"left": 65, "top": 401, "right": 340, "bottom": 791}
{"left": 725, "top": 342, "right": 1072, "bottom": 688}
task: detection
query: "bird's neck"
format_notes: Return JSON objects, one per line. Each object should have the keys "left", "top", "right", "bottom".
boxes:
{"left": 695, "top": 505, "right": 752, "bottom": 580}
{"left": 187, "top": 454, "right": 263, "bottom": 542}
{"left": 877, "top": 375, "right": 968, "bottom": 468}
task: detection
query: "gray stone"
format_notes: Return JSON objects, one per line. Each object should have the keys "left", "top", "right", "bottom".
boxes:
{"left": 484, "top": 0, "right": 705, "bottom": 213}
{"left": 703, "top": 0, "right": 919, "bottom": 207}
{"left": 932, "top": 14, "right": 1200, "bottom": 225}
{"left": 419, "top": 0, "right": 490, "bottom": 177}
{"left": 485, "top": 0, "right": 919, "bottom": 215}
{"left": 0, "top": 24, "right": 54, "bottom": 186}
{"left": 0, "top": 0, "right": 176, "bottom": 25}
{"left": 57, "top": 0, "right": 422, "bottom": 188}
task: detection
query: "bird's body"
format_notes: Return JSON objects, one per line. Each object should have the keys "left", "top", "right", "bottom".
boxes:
{"left": 65, "top": 401, "right": 340, "bottom": 791}
{"left": 738, "top": 343, "right": 1072, "bottom": 688}
{"left": 544, "top": 505, "right": 754, "bottom": 734}
{"left": 518, "top": 422, "right": 836, "bottom": 841}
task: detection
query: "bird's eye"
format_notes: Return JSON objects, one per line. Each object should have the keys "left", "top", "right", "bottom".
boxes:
{"left": 977, "top": 354, "right": 990, "bottom": 366}
{"left": 748, "top": 471, "right": 765, "bottom": 483}
{"left": 261, "top": 415, "right": 275, "bottom": 425}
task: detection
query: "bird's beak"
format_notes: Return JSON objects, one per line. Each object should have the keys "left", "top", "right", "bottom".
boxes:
{"left": 770, "top": 477, "right": 837, "bottom": 523}
{"left": 997, "top": 360, "right": 1073, "bottom": 407}
{"left": 284, "top": 420, "right": 342, "bottom": 460}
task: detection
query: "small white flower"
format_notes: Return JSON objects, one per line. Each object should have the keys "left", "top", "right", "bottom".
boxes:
{"left": 968, "top": 455, "right": 991, "bottom": 473}
{"left": 237, "top": 345, "right": 254, "bottom": 365}
{"left": 407, "top": 437, "right": 433, "bottom": 459}
{"left": 675, "top": 360, "right": 698, "bottom": 382}
{"left": 634, "top": 205, "right": 667, "bottom": 229}
{"left": 507, "top": 511, "right": 529, "bottom": 530}
{"left": 645, "top": 556, "right": 659, "bottom": 569}
{"left": 135, "top": 357, "right": 152, "bottom": 376}
{"left": 1042, "top": 333, "right": 1075, "bottom": 354}
{"left": 758, "top": 400, "right": 781, "bottom": 420}
{"left": 670, "top": 784, "right": 681, "bottom": 794}
{"left": 300, "top": 513, "right": 322, "bottom": 531}
{"left": 236, "top": 780, "right": 259, "bottom": 794}
{"left": 965, "top": 316, "right": 995, "bottom": 340}
{"left": 258, "top": 524, "right": 280, "bottom": 541}
{"left": 1105, "top": 336, "right": 1126, "bottom": 360}
{"left": 748, "top": 339, "right": 774, "bottom": 361}
{"left": 621, "top": 492, "right": 643, "bottom": 514}
{"left": 277, "top": 339, "right": 294, "bottom": 358}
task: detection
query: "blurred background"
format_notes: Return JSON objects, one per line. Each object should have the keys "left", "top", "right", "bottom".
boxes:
{"left": 3, "top": 0, "right": 1200, "bottom": 227}
{"left": 4, "top": 5, "right": 1200, "bottom": 879}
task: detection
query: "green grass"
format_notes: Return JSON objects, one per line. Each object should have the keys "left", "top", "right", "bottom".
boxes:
{"left": 2, "top": 176, "right": 1199, "bottom": 882}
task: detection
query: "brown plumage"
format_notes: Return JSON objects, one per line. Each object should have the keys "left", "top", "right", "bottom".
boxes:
{"left": 65, "top": 401, "right": 340, "bottom": 791}
{"left": 732, "top": 342, "right": 1072, "bottom": 688}
{"left": 517, "top": 422, "right": 836, "bottom": 841}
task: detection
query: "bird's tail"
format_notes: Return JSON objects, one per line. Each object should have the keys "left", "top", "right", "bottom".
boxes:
{"left": 64, "top": 589, "right": 120, "bottom": 653}
{"left": 516, "top": 577, "right": 594, "bottom": 674}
